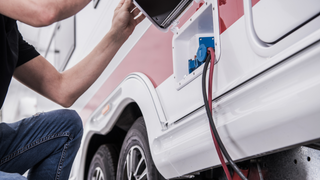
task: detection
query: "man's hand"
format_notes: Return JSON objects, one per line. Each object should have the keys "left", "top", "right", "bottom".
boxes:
{"left": 110, "top": 0, "right": 146, "bottom": 42}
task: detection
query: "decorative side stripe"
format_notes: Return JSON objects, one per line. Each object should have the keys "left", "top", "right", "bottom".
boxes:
{"left": 79, "top": 0, "right": 260, "bottom": 122}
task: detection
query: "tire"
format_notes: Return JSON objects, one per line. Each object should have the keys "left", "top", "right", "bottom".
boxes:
{"left": 116, "top": 117, "right": 165, "bottom": 180}
{"left": 87, "top": 144, "right": 118, "bottom": 180}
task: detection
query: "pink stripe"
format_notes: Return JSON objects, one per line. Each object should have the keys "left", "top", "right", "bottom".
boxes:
{"left": 79, "top": 1, "right": 259, "bottom": 122}
{"left": 219, "top": 0, "right": 259, "bottom": 33}
{"left": 80, "top": 25, "right": 174, "bottom": 122}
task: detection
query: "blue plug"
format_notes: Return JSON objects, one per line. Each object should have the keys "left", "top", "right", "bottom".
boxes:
{"left": 188, "top": 37, "right": 215, "bottom": 74}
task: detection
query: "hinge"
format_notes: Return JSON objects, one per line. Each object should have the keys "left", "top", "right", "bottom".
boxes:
{"left": 170, "top": 19, "right": 180, "bottom": 34}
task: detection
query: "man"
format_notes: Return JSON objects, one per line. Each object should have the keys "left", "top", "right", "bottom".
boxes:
{"left": 0, "top": 0, "right": 145, "bottom": 179}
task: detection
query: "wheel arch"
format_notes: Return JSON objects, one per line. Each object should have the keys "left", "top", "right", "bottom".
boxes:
{"left": 83, "top": 102, "right": 142, "bottom": 179}
{"left": 78, "top": 73, "right": 168, "bottom": 180}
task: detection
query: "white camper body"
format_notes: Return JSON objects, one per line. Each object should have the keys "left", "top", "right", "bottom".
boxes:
{"left": 8, "top": 0, "right": 320, "bottom": 179}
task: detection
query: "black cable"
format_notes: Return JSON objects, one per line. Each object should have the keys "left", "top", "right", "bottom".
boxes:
{"left": 202, "top": 53, "right": 248, "bottom": 180}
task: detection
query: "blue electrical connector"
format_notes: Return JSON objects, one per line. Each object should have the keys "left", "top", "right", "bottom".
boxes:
{"left": 188, "top": 37, "right": 215, "bottom": 74}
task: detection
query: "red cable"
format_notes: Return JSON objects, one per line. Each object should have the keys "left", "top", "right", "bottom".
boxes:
{"left": 232, "top": 169, "right": 249, "bottom": 180}
{"left": 207, "top": 47, "right": 232, "bottom": 180}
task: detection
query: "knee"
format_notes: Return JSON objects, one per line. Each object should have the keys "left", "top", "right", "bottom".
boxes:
{"left": 66, "top": 110, "right": 83, "bottom": 139}
{"left": 54, "top": 109, "right": 83, "bottom": 139}
{"left": 68, "top": 110, "right": 83, "bottom": 133}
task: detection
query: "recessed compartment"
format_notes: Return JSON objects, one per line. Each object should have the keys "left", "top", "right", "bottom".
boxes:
{"left": 172, "top": 2, "right": 220, "bottom": 90}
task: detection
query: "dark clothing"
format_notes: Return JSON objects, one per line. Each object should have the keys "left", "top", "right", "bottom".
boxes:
{"left": 0, "top": 14, "right": 39, "bottom": 109}
{"left": 0, "top": 15, "right": 83, "bottom": 180}
{"left": 0, "top": 109, "right": 83, "bottom": 180}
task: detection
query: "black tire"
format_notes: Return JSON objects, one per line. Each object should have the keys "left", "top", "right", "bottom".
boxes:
{"left": 116, "top": 117, "right": 165, "bottom": 180}
{"left": 87, "top": 144, "right": 118, "bottom": 180}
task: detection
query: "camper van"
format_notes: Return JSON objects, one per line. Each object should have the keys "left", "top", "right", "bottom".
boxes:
{"left": 10, "top": 0, "right": 320, "bottom": 179}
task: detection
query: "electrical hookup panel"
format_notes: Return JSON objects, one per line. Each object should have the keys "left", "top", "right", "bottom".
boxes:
{"left": 172, "top": 0, "right": 221, "bottom": 90}
{"left": 134, "top": 0, "right": 221, "bottom": 90}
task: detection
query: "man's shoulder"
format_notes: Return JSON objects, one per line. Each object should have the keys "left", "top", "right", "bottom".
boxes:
{"left": 0, "top": 13, "right": 17, "bottom": 24}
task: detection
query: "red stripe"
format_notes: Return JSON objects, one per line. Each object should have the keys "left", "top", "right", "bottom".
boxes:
{"left": 79, "top": 3, "right": 202, "bottom": 122}
{"left": 79, "top": 1, "right": 259, "bottom": 122}
{"left": 80, "top": 25, "right": 174, "bottom": 122}
{"left": 219, "top": 0, "right": 259, "bottom": 33}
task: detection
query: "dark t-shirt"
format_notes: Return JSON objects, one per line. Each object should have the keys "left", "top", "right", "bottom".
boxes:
{"left": 0, "top": 14, "right": 40, "bottom": 109}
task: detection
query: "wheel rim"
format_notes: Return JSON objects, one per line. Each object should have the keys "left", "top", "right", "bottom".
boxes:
{"left": 92, "top": 167, "right": 105, "bottom": 180}
{"left": 123, "top": 145, "right": 148, "bottom": 180}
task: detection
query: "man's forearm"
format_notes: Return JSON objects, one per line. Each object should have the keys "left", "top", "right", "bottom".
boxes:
{"left": 13, "top": 29, "right": 127, "bottom": 108}
{"left": 57, "top": 0, "right": 145, "bottom": 107}
{"left": 59, "top": 29, "right": 127, "bottom": 107}
{"left": 13, "top": 0, "right": 145, "bottom": 108}
{"left": 0, "top": 0, "right": 91, "bottom": 27}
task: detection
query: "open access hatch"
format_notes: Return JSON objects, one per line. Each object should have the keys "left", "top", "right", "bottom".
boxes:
{"left": 133, "top": 0, "right": 194, "bottom": 32}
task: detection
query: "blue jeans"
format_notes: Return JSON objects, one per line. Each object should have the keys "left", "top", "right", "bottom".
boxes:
{"left": 0, "top": 109, "right": 83, "bottom": 180}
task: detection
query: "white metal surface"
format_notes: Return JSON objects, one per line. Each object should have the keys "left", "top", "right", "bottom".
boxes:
{"left": 243, "top": 0, "right": 320, "bottom": 57}
{"left": 156, "top": 41, "right": 320, "bottom": 177}
{"left": 252, "top": 0, "right": 320, "bottom": 43}
{"left": 154, "top": 5, "right": 320, "bottom": 176}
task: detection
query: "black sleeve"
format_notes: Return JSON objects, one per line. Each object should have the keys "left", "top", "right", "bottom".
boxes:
{"left": 16, "top": 32, "right": 40, "bottom": 67}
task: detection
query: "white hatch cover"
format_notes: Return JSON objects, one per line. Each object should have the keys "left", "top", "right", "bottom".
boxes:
{"left": 252, "top": 0, "right": 320, "bottom": 43}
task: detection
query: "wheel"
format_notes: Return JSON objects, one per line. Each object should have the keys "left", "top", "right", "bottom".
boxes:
{"left": 87, "top": 144, "right": 118, "bottom": 180}
{"left": 116, "top": 117, "right": 165, "bottom": 180}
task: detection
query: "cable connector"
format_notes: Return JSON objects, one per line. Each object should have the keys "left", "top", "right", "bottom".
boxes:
{"left": 188, "top": 37, "right": 214, "bottom": 74}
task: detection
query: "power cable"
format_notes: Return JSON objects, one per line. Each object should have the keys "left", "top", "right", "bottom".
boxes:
{"left": 206, "top": 49, "right": 232, "bottom": 180}
{"left": 202, "top": 48, "right": 248, "bottom": 180}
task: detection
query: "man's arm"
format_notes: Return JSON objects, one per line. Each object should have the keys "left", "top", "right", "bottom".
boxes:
{"left": 0, "top": 0, "right": 91, "bottom": 27}
{"left": 13, "top": 0, "right": 145, "bottom": 107}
